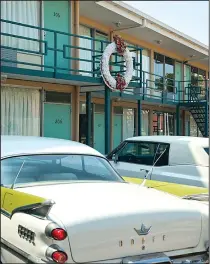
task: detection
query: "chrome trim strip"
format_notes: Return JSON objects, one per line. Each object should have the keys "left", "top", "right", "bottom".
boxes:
{"left": 1, "top": 238, "right": 45, "bottom": 263}
{"left": 123, "top": 253, "right": 172, "bottom": 263}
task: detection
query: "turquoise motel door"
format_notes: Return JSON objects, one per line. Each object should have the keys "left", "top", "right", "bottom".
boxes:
{"left": 44, "top": 103, "right": 71, "bottom": 140}
{"left": 44, "top": 1, "right": 70, "bottom": 73}
{"left": 94, "top": 113, "right": 105, "bottom": 154}
{"left": 113, "top": 115, "right": 122, "bottom": 150}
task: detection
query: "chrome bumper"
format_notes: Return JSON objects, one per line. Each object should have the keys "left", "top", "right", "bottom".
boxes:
{"left": 122, "top": 252, "right": 209, "bottom": 264}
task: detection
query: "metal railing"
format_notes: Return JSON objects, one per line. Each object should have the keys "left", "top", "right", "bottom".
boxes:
{"left": 1, "top": 19, "right": 208, "bottom": 105}
{"left": 1, "top": 19, "right": 142, "bottom": 77}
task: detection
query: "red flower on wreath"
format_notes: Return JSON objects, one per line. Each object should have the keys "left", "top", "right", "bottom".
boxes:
{"left": 113, "top": 35, "right": 126, "bottom": 55}
{"left": 116, "top": 73, "right": 126, "bottom": 91}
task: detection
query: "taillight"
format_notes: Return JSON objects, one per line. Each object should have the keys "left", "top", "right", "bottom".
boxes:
{"left": 52, "top": 251, "right": 68, "bottom": 263}
{"left": 46, "top": 245, "right": 68, "bottom": 264}
{"left": 45, "top": 223, "right": 67, "bottom": 241}
{"left": 51, "top": 228, "right": 67, "bottom": 241}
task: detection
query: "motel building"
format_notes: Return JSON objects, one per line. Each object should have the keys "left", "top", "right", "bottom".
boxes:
{"left": 1, "top": 1, "right": 209, "bottom": 155}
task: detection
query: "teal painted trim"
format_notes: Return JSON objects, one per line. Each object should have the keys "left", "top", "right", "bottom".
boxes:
{"left": 1, "top": 66, "right": 54, "bottom": 78}
{"left": 86, "top": 92, "right": 92, "bottom": 146}
{"left": 137, "top": 100, "right": 142, "bottom": 136}
{"left": 176, "top": 105, "right": 180, "bottom": 135}
{"left": 1, "top": 66, "right": 101, "bottom": 84}
{"left": 105, "top": 86, "right": 111, "bottom": 155}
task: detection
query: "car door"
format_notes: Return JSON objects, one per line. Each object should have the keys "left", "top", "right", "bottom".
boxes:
{"left": 109, "top": 141, "right": 154, "bottom": 179}
{"left": 109, "top": 141, "right": 170, "bottom": 181}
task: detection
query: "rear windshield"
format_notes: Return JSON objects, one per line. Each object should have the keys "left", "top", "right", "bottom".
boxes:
{"left": 204, "top": 148, "right": 209, "bottom": 155}
{"left": 1, "top": 154, "right": 123, "bottom": 188}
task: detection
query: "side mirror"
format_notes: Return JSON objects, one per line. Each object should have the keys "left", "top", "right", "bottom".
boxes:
{"left": 112, "top": 154, "right": 118, "bottom": 163}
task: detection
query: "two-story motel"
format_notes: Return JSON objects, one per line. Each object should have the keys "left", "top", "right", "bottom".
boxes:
{"left": 1, "top": 1, "right": 209, "bottom": 154}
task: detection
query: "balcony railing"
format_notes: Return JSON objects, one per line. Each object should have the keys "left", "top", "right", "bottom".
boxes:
{"left": 1, "top": 19, "right": 208, "bottom": 105}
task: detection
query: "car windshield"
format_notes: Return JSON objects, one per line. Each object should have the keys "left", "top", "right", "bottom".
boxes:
{"left": 1, "top": 154, "right": 124, "bottom": 188}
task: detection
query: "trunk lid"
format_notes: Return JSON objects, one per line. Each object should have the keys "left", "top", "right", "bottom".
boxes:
{"left": 20, "top": 182, "right": 202, "bottom": 263}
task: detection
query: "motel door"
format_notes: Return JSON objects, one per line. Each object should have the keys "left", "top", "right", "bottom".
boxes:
{"left": 94, "top": 104, "right": 105, "bottom": 154}
{"left": 113, "top": 107, "right": 123, "bottom": 149}
{"left": 43, "top": 91, "right": 71, "bottom": 140}
{"left": 43, "top": 1, "right": 70, "bottom": 72}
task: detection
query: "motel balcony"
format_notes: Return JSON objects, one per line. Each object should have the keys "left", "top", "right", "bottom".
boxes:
{"left": 1, "top": 19, "right": 209, "bottom": 105}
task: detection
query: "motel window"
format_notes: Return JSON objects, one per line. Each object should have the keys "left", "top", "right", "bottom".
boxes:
{"left": 79, "top": 24, "right": 92, "bottom": 76}
{"left": 191, "top": 66, "right": 199, "bottom": 85}
{"left": 142, "top": 110, "right": 149, "bottom": 136}
{"left": 154, "top": 53, "right": 175, "bottom": 93}
{"left": 165, "top": 57, "right": 175, "bottom": 93}
{"left": 153, "top": 111, "right": 175, "bottom": 136}
{"left": 123, "top": 108, "right": 135, "bottom": 140}
{"left": 1, "top": 86, "right": 40, "bottom": 136}
{"left": 191, "top": 67, "right": 206, "bottom": 98}
{"left": 198, "top": 69, "right": 206, "bottom": 87}
{"left": 142, "top": 49, "right": 150, "bottom": 86}
{"left": 154, "top": 53, "right": 164, "bottom": 90}
{"left": 1, "top": 1, "right": 41, "bottom": 52}
{"left": 95, "top": 31, "right": 108, "bottom": 77}
{"left": 191, "top": 67, "right": 206, "bottom": 84}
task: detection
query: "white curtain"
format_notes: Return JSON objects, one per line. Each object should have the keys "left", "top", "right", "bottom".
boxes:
{"left": 79, "top": 25, "right": 92, "bottom": 76}
{"left": 1, "top": 1, "right": 40, "bottom": 51}
{"left": 1, "top": 87, "right": 40, "bottom": 136}
{"left": 123, "top": 108, "right": 135, "bottom": 139}
{"left": 142, "top": 110, "right": 149, "bottom": 135}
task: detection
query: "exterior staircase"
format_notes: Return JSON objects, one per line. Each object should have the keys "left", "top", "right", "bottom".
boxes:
{"left": 188, "top": 85, "right": 209, "bottom": 137}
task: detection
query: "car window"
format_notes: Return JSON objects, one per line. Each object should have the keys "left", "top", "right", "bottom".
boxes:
{"left": 1, "top": 154, "right": 124, "bottom": 188}
{"left": 106, "top": 141, "right": 126, "bottom": 160}
{"left": 204, "top": 148, "right": 209, "bottom": 155}
{"left": 117, "top": 141, "right": 170, "bottom": 166}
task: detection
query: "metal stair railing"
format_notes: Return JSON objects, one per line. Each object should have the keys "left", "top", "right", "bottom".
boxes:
{"left": 189, "top": 85, "right": 208, "bottom": 137}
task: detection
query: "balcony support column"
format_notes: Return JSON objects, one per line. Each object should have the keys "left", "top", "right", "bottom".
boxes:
{"left": 86, "top": 92, "right": 92, "bottom": 146}
{"left": 72, "top": 0, "right": 80, "bottom": 141}
{"left": 137, "top": 100, "right": 142, "bottom": 136}
{"left": 73, "top": 0, "right": 80, "bottom": 72}
{"left": 105, "top": 85, "right": 111, "bottom": 154}
{"left": 150, "top": 50, "right": 154, "bottom": 97}
{"left": 176, "top": 104, "right": 180, "bottom": 136}
{"left": 148, "top": 109, "right": 153, "bottom": 135}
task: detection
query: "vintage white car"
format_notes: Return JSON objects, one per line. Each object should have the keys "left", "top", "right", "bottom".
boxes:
{"left": 1, "top": 136, "right": 209, "bottom": 264}
{"left": 107, "top": 136, "right": 209, "bottom": 195}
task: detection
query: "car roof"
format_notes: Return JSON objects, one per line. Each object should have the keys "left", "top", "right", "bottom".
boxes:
{"left": 1, "top": 136, "right": 104, "bottom": 158}
{"left": 125, "top": 136, "right": 209, "bottom": 146}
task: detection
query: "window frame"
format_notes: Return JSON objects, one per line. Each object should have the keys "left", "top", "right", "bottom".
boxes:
{"left": 154, "top": 52, "right": 176, "bottom": 93}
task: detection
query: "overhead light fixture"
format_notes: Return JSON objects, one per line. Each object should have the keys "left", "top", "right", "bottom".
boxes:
{"left": 155, "top": 40, "right": 162, "bottom": 45}
{"left": 113, "top": 21, "right": 122, "bottom": 28}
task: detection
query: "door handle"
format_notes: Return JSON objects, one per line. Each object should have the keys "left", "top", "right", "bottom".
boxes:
{"left": 140, "top": 169, "right": 147, "bottom": 171}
